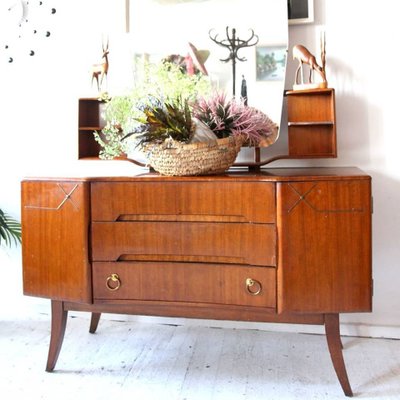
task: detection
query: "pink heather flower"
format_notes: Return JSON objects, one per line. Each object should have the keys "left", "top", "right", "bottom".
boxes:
{"left": 230, "top": 101, "right": 278, "bottom": 146}
{"left": 194, "top": 92, "right": 278, "bottom": 146}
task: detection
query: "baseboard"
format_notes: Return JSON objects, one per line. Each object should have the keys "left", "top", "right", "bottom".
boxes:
{"left": 14, "top": 295, "right": 400, "bottom": 340}
{"left": 92, "top": 313, "right": 400, "bottom": 340}
{"left": 339, "top": 323, "right": 400, "bottom": 340}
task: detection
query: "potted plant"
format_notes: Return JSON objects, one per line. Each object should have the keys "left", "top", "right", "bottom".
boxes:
{"left": 94, "top": 60, "right": 212, "bottom": 160}
{"left": 0, "top": 209, "right": 21, "bottom": 247}
{"left": 94, "top": 59, "right": 278, "bottom": 175}
{"left": 122, "top": 94, "right": 243, "bottom": 176}
{"left": 119, "top": 91, "right": 278, "bottom": 176}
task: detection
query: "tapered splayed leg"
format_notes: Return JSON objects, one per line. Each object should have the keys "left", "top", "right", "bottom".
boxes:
{"left": 325, "top": 313, "right": 353, "bottom": 397}
{"left": 46, "top": 300, "right": 68, "bottom": 372}
{"left": 89, "top": 313, "right": 101, "bottom": 333}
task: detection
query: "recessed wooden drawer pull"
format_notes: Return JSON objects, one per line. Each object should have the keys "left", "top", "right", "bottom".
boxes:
{"left": 245, "top": 278, "right": 262, "bottom": 296}
{"left": 106, "top": 273, "right": 121, "bottom": 291}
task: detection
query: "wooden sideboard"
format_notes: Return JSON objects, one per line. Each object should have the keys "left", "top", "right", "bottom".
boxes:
{"left": 21, "top": 167, "right": 372, "bottom": 397}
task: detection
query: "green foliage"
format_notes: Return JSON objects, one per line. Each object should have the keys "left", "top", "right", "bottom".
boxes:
{"left": 0, "top": 209, "right": 21, "bottom": 247}
{"left": 94, "top": 124, "right": 126, "bottom": 160}
{"left": 132, "top": 96, "right": 193, "bottom": 146}
{"left": 94, "top": 61, "right": 212, "bottom": 159}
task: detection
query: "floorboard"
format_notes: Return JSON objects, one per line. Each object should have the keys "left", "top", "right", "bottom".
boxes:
{"left": 1, "top": 313, "right": 400, "bottom": 399}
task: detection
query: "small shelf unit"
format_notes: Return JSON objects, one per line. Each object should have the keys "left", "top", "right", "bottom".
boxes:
{"left": 286, "top": 88, "right": 337, "bottom": 158}
{"left": 78, "top": 98, "right": 105, "bottom": 159}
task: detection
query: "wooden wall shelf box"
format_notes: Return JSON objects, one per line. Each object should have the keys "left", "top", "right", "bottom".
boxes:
{"left": 286, "top": 88, "right": 337, "bottom": 158}
{"left": 78, "top": 98, "right": 105, "bottom": 159}
{"left": 21, "top": 168, "right": 372, "bottom": 397}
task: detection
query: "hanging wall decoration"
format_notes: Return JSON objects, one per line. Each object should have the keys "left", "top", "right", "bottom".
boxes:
{"left": 1, "top": 0, "right": 57, "bottom": 63}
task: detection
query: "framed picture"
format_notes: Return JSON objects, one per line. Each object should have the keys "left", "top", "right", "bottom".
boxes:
{"left": 256, "top": 45, "right": 287, "bottom": 82}
{"left": 288, "top": 0, "right": 314, "bottom": 25}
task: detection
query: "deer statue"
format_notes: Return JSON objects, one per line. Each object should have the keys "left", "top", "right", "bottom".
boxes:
{"left": 292, "top": 43, "right": 327, "bottom": 89}
{"left": 91, "top": 38, "right": 109, "bottom": 92}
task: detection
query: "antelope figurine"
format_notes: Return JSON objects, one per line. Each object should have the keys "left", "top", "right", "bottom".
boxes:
{"left": 293, "top": 44, "right": 327, "bottom": 88}
{"left": 91, "top": 39, "right": 109, "bottom": 92}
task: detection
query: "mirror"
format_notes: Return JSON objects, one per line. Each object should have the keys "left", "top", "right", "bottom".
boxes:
{"left": 128, "top": 0, "right": 288, "bottom": 146}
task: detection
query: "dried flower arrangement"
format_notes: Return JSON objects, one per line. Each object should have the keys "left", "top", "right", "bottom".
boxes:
{"left": 193, "top": 92, "right": 278, "bottom": 146}
{"left": 118, "top": 92, "right": 278, "bottom": 176}
{"left": 121, "top": 91, "right": 277, "bottom": 151}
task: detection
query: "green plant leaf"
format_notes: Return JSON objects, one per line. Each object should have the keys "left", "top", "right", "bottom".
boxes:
{"left": 0, "top": 209, "right": 21, "bottom": 247}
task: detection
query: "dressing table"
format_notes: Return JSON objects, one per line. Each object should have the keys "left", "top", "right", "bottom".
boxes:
{"left": 21, "top": 2, "right": 372, "bottom": 396}
{"left": 21, "top": 167, "right": 371, "bottom": 397}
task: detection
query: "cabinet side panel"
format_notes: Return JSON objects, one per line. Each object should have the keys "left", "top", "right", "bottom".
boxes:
{"left": 21, "top": 180, "right": 92, "bottom": 303}
{"left": 277, "top": 179, "right": 372, "bottom": 313}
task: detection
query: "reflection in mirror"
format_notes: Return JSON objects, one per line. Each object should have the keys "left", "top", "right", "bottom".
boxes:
{"left": 129, "top": 0, "right": 288, "bottom": 147}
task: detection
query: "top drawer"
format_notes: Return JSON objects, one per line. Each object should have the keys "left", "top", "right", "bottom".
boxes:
{"left": 91, "top": 181, "right": 276, "bottom": 223}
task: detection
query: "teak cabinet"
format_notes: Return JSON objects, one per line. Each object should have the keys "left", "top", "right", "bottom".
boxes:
{"left": 21, "top": 168, "right": 372, "bottom": 396}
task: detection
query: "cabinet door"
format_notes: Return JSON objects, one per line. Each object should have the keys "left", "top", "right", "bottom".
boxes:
{"left": 277, "top": 179, "right": 372, "bottom": 313}
{"left": 21, "top": 180, "right": 92, "bottom": 303}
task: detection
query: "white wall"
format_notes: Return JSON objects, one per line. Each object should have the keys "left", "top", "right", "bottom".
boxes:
{"left": 281, "top": 0, "right": 400, "bottom": 338}
{"left": 1, "top": 0, "right": 400, "bottom": 339}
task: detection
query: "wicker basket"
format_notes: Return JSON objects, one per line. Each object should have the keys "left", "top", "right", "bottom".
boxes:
{"left": 141, "top": 136, "right": 242, "bottom": 176}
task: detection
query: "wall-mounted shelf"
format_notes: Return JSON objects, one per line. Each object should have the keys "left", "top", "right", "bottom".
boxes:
{"left": 286, "top": 88, "right": 337, "bottom": 158}
{"left": 78, "top": 98, "right": 105, "bottom": 159}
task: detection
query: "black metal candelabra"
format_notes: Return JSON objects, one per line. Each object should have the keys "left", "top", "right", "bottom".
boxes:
{"left": 209, "top": 26, "right": 259, "bottom": 97}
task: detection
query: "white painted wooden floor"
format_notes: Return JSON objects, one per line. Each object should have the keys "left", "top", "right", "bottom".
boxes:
{"left": 1, "top": 311, "right": 400, "bottom": 400}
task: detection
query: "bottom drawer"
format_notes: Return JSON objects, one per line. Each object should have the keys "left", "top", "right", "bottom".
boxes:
{"left": 93, "top": 262, "right": 276, "bottom": 308}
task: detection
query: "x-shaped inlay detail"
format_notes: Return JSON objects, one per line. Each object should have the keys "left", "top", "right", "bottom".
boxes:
{"left": 287, "top": 183, "right": 318, "bottom": 213}
{"left": 286, "top": 183, "right": 364, "bottom": 214}
{"left": 25, "top": 184, "right": 79, "bottom": 211}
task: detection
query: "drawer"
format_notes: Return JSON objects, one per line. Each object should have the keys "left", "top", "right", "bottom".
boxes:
{"left": 91, "top": 182, "right": 276, "bottom": 223}
{"left": 91, "top": 221, "right": 276, "bottom": 266}
{"left": 93, "top": 262, "right": 276, "bottom": 308}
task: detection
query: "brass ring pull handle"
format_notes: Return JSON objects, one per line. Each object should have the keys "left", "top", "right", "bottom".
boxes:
{"left": 245, "top": 278, "right": 262, "bottom": 296}
{"left": 106, "top": 273, "right": 121, "bottom": 291}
